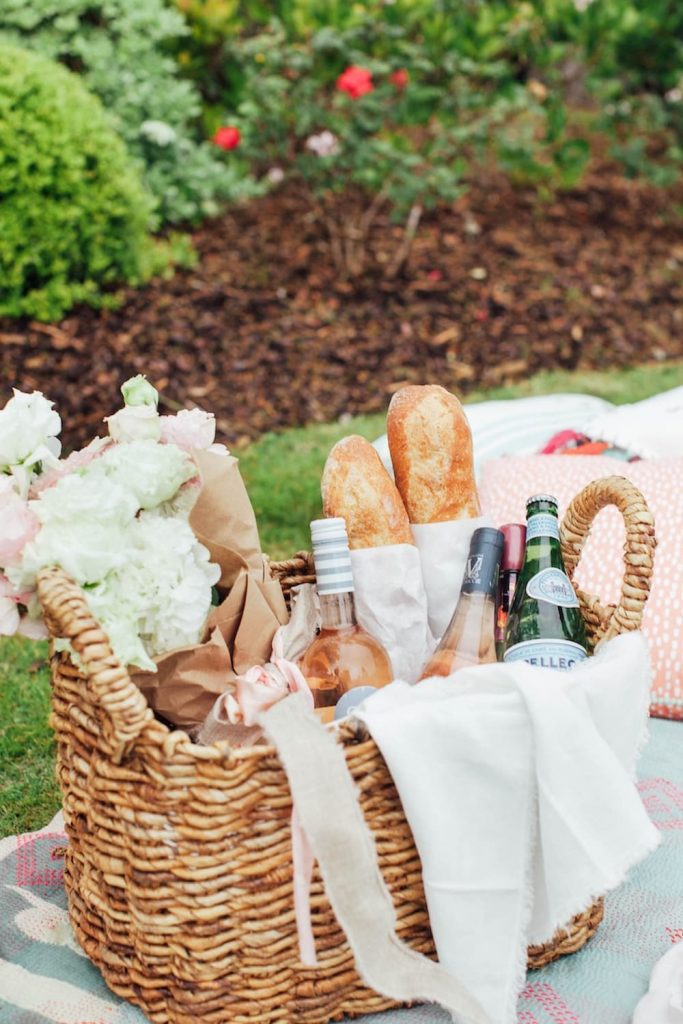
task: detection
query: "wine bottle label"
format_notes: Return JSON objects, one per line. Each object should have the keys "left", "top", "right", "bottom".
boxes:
{"left": 526, "top": 568, "right": 579, "bottom": 607}
{"left": 526, "top": 513, "right": 560, "bottom": 541}
{"left": 461, "top": 544, "right": 501, "bottom": 596}
{"left": 504, "top": 639, "right": 587, "bottom": 670}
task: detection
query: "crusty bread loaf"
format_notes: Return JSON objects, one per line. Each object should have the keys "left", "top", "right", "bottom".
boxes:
{"left": 321, "top": 435, "right": 413, "bottom": 549}
{"left": 387, "top": 385, "right": 480, "bottom": 523}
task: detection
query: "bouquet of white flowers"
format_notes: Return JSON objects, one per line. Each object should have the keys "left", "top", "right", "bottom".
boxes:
{"left": 0, "top": 377, "right": 229, "bottom": 671}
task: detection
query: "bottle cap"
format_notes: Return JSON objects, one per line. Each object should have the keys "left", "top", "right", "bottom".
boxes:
{"left": 461, "top": 527, "right": 504, "bottom": 595}
{"left": 470, "top": 526, "right": 505, "bottom": 554}
{"left": 334, "top": 685, "right": 377, "bottom": 721}
{"left": 500, "top": 524, "right": 526, "bottom": 571}
{"left": 310, "top": 517, "right": 354, "bottom": 595}
{"left": 526, "top": 494, "right": 558, "bottom": 508}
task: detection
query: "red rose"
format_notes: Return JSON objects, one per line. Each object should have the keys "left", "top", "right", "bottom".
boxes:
{"left": 390, "top": 68, "right": 409, "bottom": 90}
{"left": 212, "top": 126, "right": 241, "bottom": 150}
{"left": 336, "top": 66, "right": 374, "bottom": 99}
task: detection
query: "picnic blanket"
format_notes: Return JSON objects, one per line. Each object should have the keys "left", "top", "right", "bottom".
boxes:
{"left": 1, "top": 716, "right": 681, "bottom": 1024}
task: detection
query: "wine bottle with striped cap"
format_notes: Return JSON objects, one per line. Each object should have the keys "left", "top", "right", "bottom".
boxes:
{"left": 299, "top": 518, "right": 393, "bottom": 722}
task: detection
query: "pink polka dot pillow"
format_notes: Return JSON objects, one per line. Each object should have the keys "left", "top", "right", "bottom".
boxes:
{"left": 479, "top": 456, "right": 683, "bottom": 720}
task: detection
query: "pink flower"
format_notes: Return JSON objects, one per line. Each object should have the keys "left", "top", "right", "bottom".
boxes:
{"left": 0, "top": 575, "right": 19, "bottom": 636}
{"left": 18, "top": 615, "right": 48, "bottom": 639}
{"left": 390, "top": 68, "right": 409, "bottom": 90}
{"left": 336, "top": 66, "right": 374, "bottom": 99}
{"left": 229, "top": 660, "right": 313, "bottom": 726}
{"left": 305, "top": 130, "right": 340, "bottom": 157}
{"left": 212, "top": 126, "right": 241, "bottom": 150}
{"left": 0, "top": 574, "right": 44, "bottom": 637}
{"left": 31, "top": 437, "right": 111, "bottom": 496}
{"left": 159, "top": 409, "right": 217, "bottom": 452}
{"left": 0, "top": 477, "right": 39, "bottom": 568}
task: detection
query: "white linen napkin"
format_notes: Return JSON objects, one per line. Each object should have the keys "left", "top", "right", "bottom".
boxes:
{"left": 632, "top": 941, "right": 683, "bottom": 1023}
{"left": 411, "top": 516, "right": 491, "bottom": 641}
{"left": 350, "top": 545, "right": 434, "bottom": 683}
{"left": 355, "top": 632, "right": 660, "bottom": 1024}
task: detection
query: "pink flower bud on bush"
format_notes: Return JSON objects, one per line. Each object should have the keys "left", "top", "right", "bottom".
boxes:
{"left": 390, "top": 68, "right": 409, "bottom": 90}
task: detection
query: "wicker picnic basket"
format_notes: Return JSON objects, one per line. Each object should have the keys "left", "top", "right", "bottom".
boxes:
{"left": 36, "top": 475, "right": 655, "bottom": 1024}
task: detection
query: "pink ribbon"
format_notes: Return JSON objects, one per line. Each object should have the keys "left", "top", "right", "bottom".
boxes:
{"left": 291, "top": 805, "right": 317, "bottom": 966}
{"left": 227, "top": 659, "right": 319, "bottom": 965}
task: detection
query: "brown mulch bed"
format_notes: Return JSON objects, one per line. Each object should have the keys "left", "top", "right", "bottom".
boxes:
{"left": 2, "top": 169, "right": 682, "bottom": 451}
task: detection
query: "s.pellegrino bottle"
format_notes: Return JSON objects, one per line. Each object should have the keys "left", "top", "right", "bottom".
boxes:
{"left": 504, "top": 495, "right": 588, "bottom": 670}
{"left": 299, "top": 518, "right": 393, "bottom": 722}
{"left": 420, "top": 527, "right": 504, "bottom": 678}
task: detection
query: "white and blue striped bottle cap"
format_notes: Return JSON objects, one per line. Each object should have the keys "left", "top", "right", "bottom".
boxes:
{"left": 310, "top": 517, "right": 355, "bottom": 595}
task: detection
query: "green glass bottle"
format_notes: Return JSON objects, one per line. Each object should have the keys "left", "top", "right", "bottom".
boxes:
{"left": 503, "top": 494, "right": 588, "bottom": 670}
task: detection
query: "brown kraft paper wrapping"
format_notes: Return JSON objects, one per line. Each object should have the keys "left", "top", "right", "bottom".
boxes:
{"left": 189, "top": 449, "right": 265, "bottom": 589}
{"left": 132, "top": 451, "right": 289, "bottom": 732}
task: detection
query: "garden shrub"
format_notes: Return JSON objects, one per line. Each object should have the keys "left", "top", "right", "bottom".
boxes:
{"left": 223, "top": 19, "right": 581, "bottom": 278}
{"left": 0, "top": 0, "right": 251, "bottom": 226}
{"left": 179, "top": 0, "right": 683, "bottom": 192}
{"left": 575, "top": 0, "right": 683, "bottom": 185}
{"left": 0, "top": 43, "right": 160, "bottom": 322}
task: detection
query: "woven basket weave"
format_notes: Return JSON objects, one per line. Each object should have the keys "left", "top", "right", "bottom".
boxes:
{"left": 36, "top": 475, "right": 655, "bottom": 1024}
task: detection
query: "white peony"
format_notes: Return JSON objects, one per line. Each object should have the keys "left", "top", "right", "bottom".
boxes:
{"left": 106, "top": 404, "right": 161, "bottom": 443}
{"left": 83, "top": 512, "right": 220, "bottom": 671}
{"left": 106, "top": 375, "right": 162, "bottom": 441}
{"left": 133, "top": 512, "right": 219, "bottom": 658}
{"left": 9, "top": 473, "right": 138, "bottom": 590}
{"left": 30, "top": 471, "right": 139, "bottom": 527}
{"left": 16, "top": 520, "right": 131, "bottom": 590}
{"left": 93, "top": 440, "right": 197, "bottom": 510}
{"left": 0, "top": 390, "right": 61, "bottom": 479}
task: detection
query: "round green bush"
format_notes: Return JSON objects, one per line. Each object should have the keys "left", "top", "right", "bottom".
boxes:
{"left": 0, "top": 43, "right": 158, "bottom": 321}
{"left": 0, "top": 0, "right": 248, "bottom": 226}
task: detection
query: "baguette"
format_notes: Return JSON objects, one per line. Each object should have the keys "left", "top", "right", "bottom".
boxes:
{"left": 387, "top": 385, "right": 480, "bottom": 523}
{"left": 321, "top": 435, "right": 413, "bottom": 549}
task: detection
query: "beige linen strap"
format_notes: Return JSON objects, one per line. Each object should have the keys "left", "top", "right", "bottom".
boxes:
{"left": 260, "top": 693, "right": 491, "bottom": 1024}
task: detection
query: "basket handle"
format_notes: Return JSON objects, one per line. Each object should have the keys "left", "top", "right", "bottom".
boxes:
{"left": 37, "top": 566, "right": 153, "bottom": 763}
{"left": 560, "top": 475, "right": 656, "bottom": 651}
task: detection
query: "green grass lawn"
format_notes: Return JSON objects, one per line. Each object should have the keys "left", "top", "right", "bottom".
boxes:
{"left": 1, "top": 359, "right": 681, "bottom": 838}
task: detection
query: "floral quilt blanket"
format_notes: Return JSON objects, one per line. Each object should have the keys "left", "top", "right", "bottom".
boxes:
{"left": 0, "top": 717, "right": 681, "bottom": 1024}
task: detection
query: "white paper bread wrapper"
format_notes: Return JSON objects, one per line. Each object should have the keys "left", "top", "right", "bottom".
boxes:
{"left": 350, "top": 545, "right": 434, "bottom": 683}
{"left": 411, "top": 515, "right": 492, "bottom": 642}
